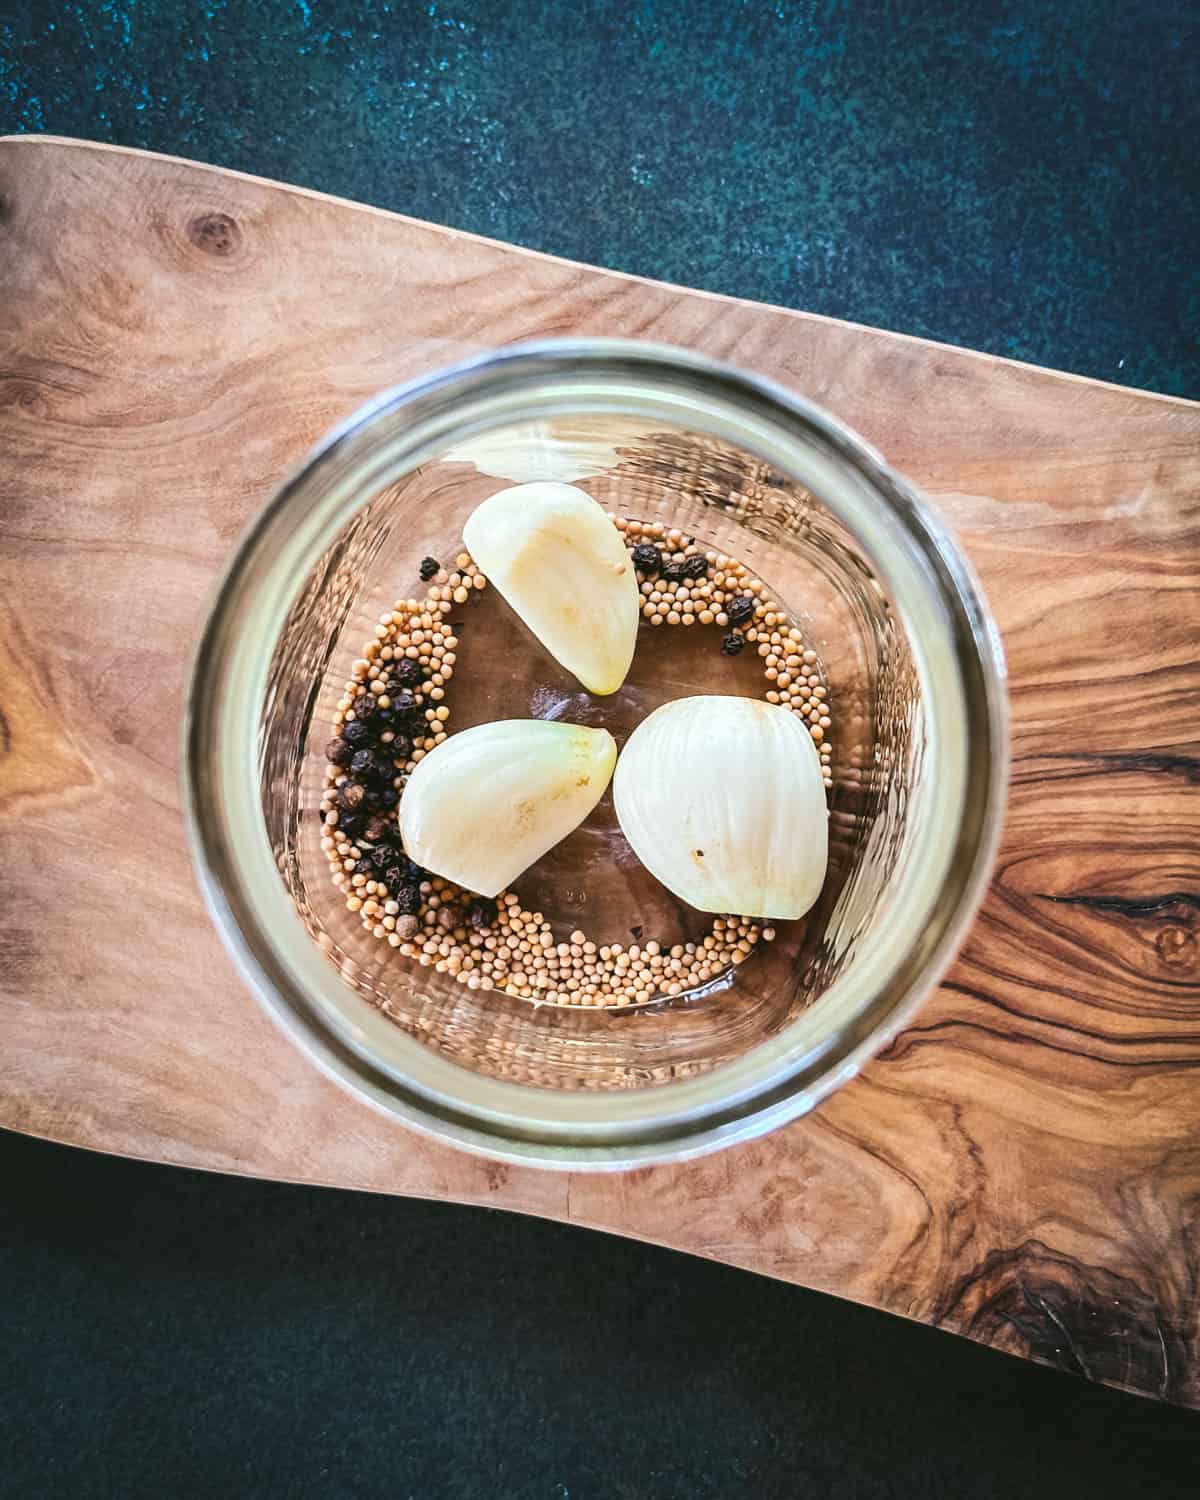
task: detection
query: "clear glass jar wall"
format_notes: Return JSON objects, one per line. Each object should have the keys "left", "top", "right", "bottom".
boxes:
{"left": 185, "top": 342, "right": 1007, "bottom": 1166}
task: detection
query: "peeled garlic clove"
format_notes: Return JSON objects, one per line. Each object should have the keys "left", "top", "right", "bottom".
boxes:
{"left": 613, "top": 696, "right": 828, "bottom": 919}
{"left": 400, "top": 719, "right": 617, "bottom": 897}
{"left": 463, "top": 482, "right": 639, "bottom": 695}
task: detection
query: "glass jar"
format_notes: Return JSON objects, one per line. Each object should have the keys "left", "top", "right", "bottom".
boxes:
{"left": 184, "top": 340, "right": 1007, "bottom": 1168}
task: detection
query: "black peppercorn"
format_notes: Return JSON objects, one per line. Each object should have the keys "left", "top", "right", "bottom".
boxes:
{"left": 721, "top": 630, "right": 747, "bottom": 656}
{"left": 350, "top": 748, "right": 378, "bottom": 779}
{"left": 337, "top": 781, "right": 367, "bottom": 813}
{"left": 343, "top": 719, "right": 371, "bottom": 747}
{"left": 662, "top": 560, "right": 687, "bottom": 583}
{"left": 376, "top": 787, "right": 400, "bottom": 809}
{"left": 325, "top": 737, "right": 352, "bottom": 766}
{"left": 683, "top": 554, "right": 708, "bottom": 580}
{"left": 339, "top": 812, "right": 365, "bottom": 837}
{"left": 389, "top": 732, "right": 413, "bottom": 761}
{"left": 352, "top": 693, "right": 377, "bottom": 720}
{"left": 392, "top": 881, "right": 422, "bottom": 914}
{"left": 437, "top": 903, "right": 464, "bottom": 931}
{"left": 396, "top": 711, "right": 426, "bottom": 738}
{"left": 363, "top": 817, "right": 392, "bottom": 845}
{"left": 368, "top": 842, "right": 393, "bottom": 870}
{"left": 419, "top": 556, "right": 439, "bottom": 581}
{"left": 386, "top": 687, "right": 416, "bottom": 714}
{"left": 467, "top": 897, "right": 498, "bottom": 929}
{"left": 727, "top": 594, "right": 755, "bottom": 625}
{"left": 389, "top": 659, "right": 424, "bottom": 689}
{"left": 631, "top": 543, "right": 662, "bottom": 575}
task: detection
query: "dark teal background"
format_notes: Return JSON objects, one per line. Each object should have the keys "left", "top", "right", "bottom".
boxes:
{"left": 2, "top": 4, "right": 1199, "bottom": 1497}
{"left": 3, "top": 0, "right": 1197, "bottom": 396}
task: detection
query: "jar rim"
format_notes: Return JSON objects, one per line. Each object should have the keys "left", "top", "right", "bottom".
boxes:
{"left": 182, "top": 338, "right": 1008, "bottom": 1168}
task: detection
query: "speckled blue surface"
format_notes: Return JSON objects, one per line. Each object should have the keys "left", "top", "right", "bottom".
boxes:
{"left": 3, "top": 0, "right": 1197, "bottom": 397}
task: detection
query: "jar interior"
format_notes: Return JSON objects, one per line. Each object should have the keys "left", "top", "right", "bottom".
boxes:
{"left": 260, "top": 415, "right": 923, "bottom": 1091}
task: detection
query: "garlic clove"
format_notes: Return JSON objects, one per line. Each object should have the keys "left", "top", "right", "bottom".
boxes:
{"left": 463, "top": 482, "right": 639, "bottom": 695}
{"left": 613, "top": 695, "right": 828, "bottom": 919}
{"left": 400, "top": 719, "right": 617, "bottom": 897}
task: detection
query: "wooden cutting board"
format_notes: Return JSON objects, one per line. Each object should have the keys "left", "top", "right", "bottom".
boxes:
{"left": 2, "top": 137, "right": 1198, "bottom": 1406}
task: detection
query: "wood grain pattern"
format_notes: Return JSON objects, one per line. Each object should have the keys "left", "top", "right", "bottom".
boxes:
{"left": 2, "top": 138, "right": 1198, "bottom": 1405}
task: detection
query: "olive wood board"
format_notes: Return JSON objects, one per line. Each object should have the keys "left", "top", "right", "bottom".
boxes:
{"left": 1, "top": 138, "right": 1198, "bottom": 1406}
